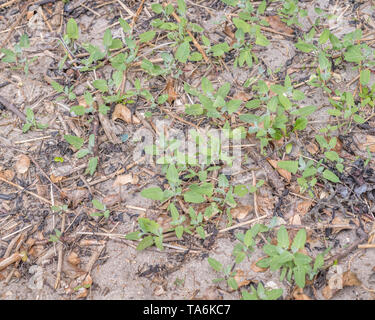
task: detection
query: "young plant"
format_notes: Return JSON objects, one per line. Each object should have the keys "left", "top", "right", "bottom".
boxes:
{"left": 208, "top": 257, "right": 238, "bottom": 291}
{"left": 241, "top": 283, "right": 283, "bottom": 300}
{"left": 1, "top": 34, "right": 37, "bottom": 75}
{"left": 256, "top": 226, "right": 325, "bottom": 289}
{"left": 125, "top": 217, "right": 164, "bottom": 251}
{"left": 22, "top": 108, "right": 48, "bottom": 133}
{"left": 90, "top": 199, "right": 110, "bottom": 219}
{"left": 232, "top": 223, "right": 269, "bottom": 263}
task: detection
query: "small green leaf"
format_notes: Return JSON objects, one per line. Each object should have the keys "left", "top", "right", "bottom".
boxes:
{"left": 125, "top": 231, "right": 141, "bottom": 240}
{"left": 277, "top": 225, "right": 290, "bottom": 249}
{"left": 294, "top": 266, "right": 306, "bottom": 288}
{"left": 136, "top": 235, "right": 154, "bottom": 251}
{"left": 291, "top": 229, "right": 307, "bottom": 253}
{"left": 322, "top": 169, "right": 340, "bottom": 183}
{"left": 278, "top": 161, "right": 298, "bottom": 174}
{"left": 92, "top": 198, "right": 105, "bottom": 211}
{"left": 139, "top": 31, "right": 156, "bottom": 43}
{"left": 64, "top": 135, "right": 84, "bottom": 150}
{"left": 66, "top": 18, "right": 79, "bottom": 40}
{"left": 344, "top": 45, "right": 363, "bottom": 63}
{"left": 175, "top": 225, "right": 184, "bottom": 239}
{"left": 141, "top": 187, "right": 164, "bottom": 201}
{"left": 87, "top": 156, "right": 98, "bottom": 175}
{"left": 175, "top": 41, "right": 190, "bottom": 63}
{"left": 103, "top": 29, "right": 113, "bottom": 47}
{"left": 207, "top": 257, "right": 222, "bottom": 272}
{"left": 92, "top": 79, "right": 108, "bottom": 93}
{"left": 227, "top": 277, "right": 238, "bottom": 290}
{"left": 360, "top": 69, "right": 370, "bottom": 86}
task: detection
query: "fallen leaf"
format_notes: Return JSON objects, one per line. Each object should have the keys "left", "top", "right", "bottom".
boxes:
{"left": 63, "top": 188, "right": 89, "bottom": 208}
{"left": 102, "top": 193, "right": 120, "bottom": 207}
{"left": 342, "top": 271, "right": 361, "bottom": 287}
{"left": 230, "top": 205, "right": 252, "bottom": 220}
{"left": 165, "top": 78, "right": 177, "bottom": 104}
{"left": 68, "top": 252, "right": 81, "bottom": 267}
{"left": 15, "top": 155, "right": 30, "bottom": 174}
{"left": 265, "top": 15, "right": 294, "bottom": 35}
{"left": 112, "top": 104, "right": 140, "bottom": 124}
{"left": 292, "top": 287, "right": 312, "bottom": 300}
{"left": 233, "top": 269, "right": 251, "bottom": 288}
{"left": 224, "top": 23, "right": 235, "bottom": 39}
{"left": 333, "top": 138, "right": 343, "bottom": 153}
{"left": 36, "top": 184, "right": 47, "bottom": 197}
{"left": 50, "top": 174, "right": 64, "bottom": 183}
{"left": 331, "top": 216, "right": 351, "bottom": 235}
{"left": 296, "top": 200, "right": 313, "bottom": 216}
{"left": 154, "top": 285, "right": 165, "bottom": 296}
{"left": 198, "top": 286, "right": 223, "bottom": 300}
{"left": 365, "top": 135, "right": 375, "bottom": 152}
{"left": 251, "top": 257, "right": 268, "bottom": 273}
{"left": 26, "top": 11, "right": 35, "bottom": 20}
{"left": 113, "top": 174, "right": 139, "bottom": 187}
{"left": 322, "top": 285, "right": 334, "bottom": 299}
{"left": 76, "top": 287, "right": 88, "bottom": 299}
{"left": 0, "top": 169, "right": 15, "bottom": 181}
{"left": 267, "top": 159, "right": 291, "bottom": 182}
{"left": 233, "top": 91, "right": 252, "bottom": 101}
{"left": 306, "top": 142, "right": 319, "bottom": 155}
{"left": 289, "top": 214, "right": 301, "bottom": 225}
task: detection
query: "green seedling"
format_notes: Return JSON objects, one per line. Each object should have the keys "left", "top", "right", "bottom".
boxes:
{"left": 256, "top": 226, "right": 325, "bottom": 288}
{"left": 241, "top": 283, "right": 283, "bottom": 300}
{"left": 125, "top": 217, "right": 164, "bottom": 251}
{"left": 208, "top": 257, "right": 238, "bottom": 291}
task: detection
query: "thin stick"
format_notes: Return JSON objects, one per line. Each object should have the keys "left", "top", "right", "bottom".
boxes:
{"left": 15, "top": 135, "right": 52, "bottom": 144}
{"left": 0, "top": 177, "right": 52, "bottom": 205}
{"left": 2, "top": 225, "right": 32, "bottom": 241}
{"left": 358, "top": 243, "right": 375, "bottom": 249}
{"left": 217, "top": 215, "right": 268, "bottom": 234}
{"left": 131, "top": 0, "right": 146, "bottom": 30}
{"left": 252, "top": 171, "right": 259, "bottom": 218}
{"left": 54, "top": 212, "right": 65, "bottom": 289}
{"left": 0, "top": 253, "right": 22, "bottom": 271}
{"left": 0, "top": 96, "right": 26, "bottom": 122}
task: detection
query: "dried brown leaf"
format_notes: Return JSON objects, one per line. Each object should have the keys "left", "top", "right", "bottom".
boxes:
{"left": 306, "top": 142, "right": 319, "bottom": 155}
{"left": 365, "top": 135, "right": 375, "bottom": 152}
{"left": 342, "top": 271, "right": 361, "bottom": 287}
{"left": 113, "top": 174, "right": 139, "bottom": 187}
{"left": 267, "top": 159, "right": 291, "bottom": 182}
{"left": 233, "top": 269, "right": 251, "bottom": 288}
{"left": 0, "top": 169, "right": 15, "bottom": 181}
{"left": 102, "top": 193, "right": 120, "bottom": 207}
{"left": 296, "top": 200, "right": 313, "bottom": 216}
{"left": 322, "top": 285, "right": 334, "bottom": 299}
{"left": 165, "top": 78, "right": 177, "bottom": 104}
{"left": 231, "top": 205, "right": 252, "bottom": 220}
{"left": 15, "top": 155, "right": 30, "bottom": 174}
{"left": 292, "top": 287, "right": 312, "bottom": 300}
{"left": 68, "top": 252, "right": 81, "bottom": 267}
{"left": 251, "top": 257, "right": 268, "bottom": 273}
{"left": 233, "top": 91, "right": 252, "bottom": 101}
{"left": 289, "top": 214, "right": 301, "bottom": 225}
{"left": 112, "top": 104, "right": 140, "bottom": 124}
{"left": 265, "top": 15, "right": 294, "bottom": 35}
{"left": 331, "top": 216, "right": 351, "bottom": 235}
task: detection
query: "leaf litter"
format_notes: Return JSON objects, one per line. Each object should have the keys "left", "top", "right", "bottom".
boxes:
{"left": 0, "top": 0, "right": 375, "bottom": 301}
